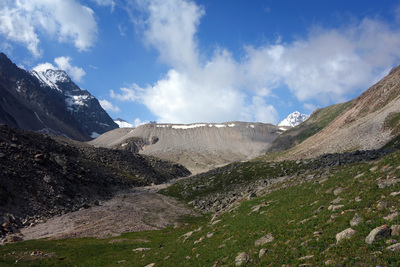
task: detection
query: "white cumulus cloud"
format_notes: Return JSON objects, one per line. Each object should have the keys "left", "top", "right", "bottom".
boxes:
{"left": 116, "top": 0, "right": 400, "bottom": 124}
{"left": 33, "top": 56, "right": 86, "bottom": 82}
{"left": 32, "top": 62, "right": 57, "bottom": 72}
{"left": 0, "top": 0, "right": 98, "bottom": 57}
{"left": 99, "top": 99, "right": 120, "bottom": 113}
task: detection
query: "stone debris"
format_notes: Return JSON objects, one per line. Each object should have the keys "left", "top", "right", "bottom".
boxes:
{"left": 259, "top": 248, "right": 268, "bottom": 258}
{"left": 391, "top": 225, "right": 400, "bottom": 236}
{"left": 350, "top": 213, "right": 363, "bottom": 227}
{"left": 377, "top": 201, "right": 393, "bottom": 210}
{"left": 370, "top": 166, "right": 379, "bottom": 172}
{"left": 328, "top": 205, "right": 344, "bottom": 211}
{"left": 390, "top": 191, "right": 400, "bottom": 197}
{"left": 194, "top": 236, "right": 205, "bottom": 244}
{"left": 298, "top": 255, "right": 314, "bottom": 260}
{"left": 333, "top": 187, "right": 344, "bottom": 196}
{"left": 314, "top": 206, "right": 325, "bottom": 214}
{"left": 386, "top": 243, "right": 400, "bottom": 252}
{"left": 132, "top": 248, "right": 151, "bottom": 252}
{"left": 378, "top": 179, "right": 398, "bottom": 189}
{"left": 211, "top": 219, "right": 222, "bottom": 225}
{"left": 331, "top": 197, "right": 344, "bottom": 204}
{"left": 383, "top": 212, "right": 399, "bottom": 221}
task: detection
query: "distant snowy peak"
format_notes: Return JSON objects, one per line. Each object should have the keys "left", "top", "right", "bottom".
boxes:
{"left": 277, "top": 111, "right": 309, "bottom": 127}
{"left": 114, "top": 118, "right": 135, "bottom": 128}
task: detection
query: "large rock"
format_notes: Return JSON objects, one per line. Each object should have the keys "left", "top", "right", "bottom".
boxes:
{"left": 365, "top": 225, "right": 392, "bottom": 244}
{"left": 235, "top": 252, "right": 249, "bottom": 266}
{"left": 350, "top": 213, "right": 363, "bottom": 227}
{"left": 336, "top": 228, "right": 357, "bottom": 243}
{"left": 255, "top": 233, "right": 274, "bottom": 246}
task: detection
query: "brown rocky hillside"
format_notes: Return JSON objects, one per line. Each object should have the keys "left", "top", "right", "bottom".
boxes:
{"left": 90, "top": 122, "right": 282, "bottom": 173}
{"left": 285, "top": 65, "right": 400, "bottom": 159}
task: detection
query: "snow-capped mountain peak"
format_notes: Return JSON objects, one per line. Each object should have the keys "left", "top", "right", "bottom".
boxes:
{"left": 0, "top": 52, "right": 118, "bottom": 140}
{"left": 114, "top": 118, "right": 135, "bottom": 128}
{"left": 277, "top": 111, "right": 309, "bottom": 127}
{"left": 31, "top": 69, "right": 71, "bottom": 92}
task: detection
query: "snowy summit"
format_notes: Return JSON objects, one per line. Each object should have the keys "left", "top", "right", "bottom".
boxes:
{"left": 277, "top": 111, "right": 309, "bottom": 127}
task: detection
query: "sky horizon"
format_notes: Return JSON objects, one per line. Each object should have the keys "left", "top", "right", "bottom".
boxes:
{"left": 2, "top": 0, "right": 400, "bottom": 126}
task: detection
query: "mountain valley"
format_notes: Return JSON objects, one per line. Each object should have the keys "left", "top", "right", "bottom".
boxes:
{"left": 0, "top": 55, "right": 400, "bottom": 266}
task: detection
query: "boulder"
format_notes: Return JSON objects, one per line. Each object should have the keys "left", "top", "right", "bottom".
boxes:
{"left": 350, "top": 213, "right": 363, "bottom": 227}
{"left": 255, "top": 233, "right": 274, "bottom": 246}
{"left": 235, "top": 252, "right": 249, "bottom": 266}
{"left": 365, "top": 225, "right": 391, "bottom": 244}
{"left": 336, "top": 228, "right": 356, "bottom": 243}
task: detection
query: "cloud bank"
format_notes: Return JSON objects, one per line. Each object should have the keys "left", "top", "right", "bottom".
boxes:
{"left": 0, "top": 0, "right": 98, "bottom": 57}
{"left": 109, "top": 0, "right": 400, "bottom": 124}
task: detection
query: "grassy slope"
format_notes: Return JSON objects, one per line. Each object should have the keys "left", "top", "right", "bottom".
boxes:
{"left": 1, "top": 150, "right": 400, "bottom": 266}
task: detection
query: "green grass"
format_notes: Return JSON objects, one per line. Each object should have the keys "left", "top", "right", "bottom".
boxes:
{"left": 1, "top": 151, "right": 400, "bottom": 266}
{"left": 159, "top": 160, "right": 313, "bottom": 201}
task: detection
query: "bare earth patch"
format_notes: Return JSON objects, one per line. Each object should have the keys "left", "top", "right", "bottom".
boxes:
{"left": 20, "top": 183, "right": 197, "bottom": 240}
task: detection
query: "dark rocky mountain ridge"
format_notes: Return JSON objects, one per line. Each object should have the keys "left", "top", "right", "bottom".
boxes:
{"left": 0, "top": 53, "right": 117, "bottom": 141}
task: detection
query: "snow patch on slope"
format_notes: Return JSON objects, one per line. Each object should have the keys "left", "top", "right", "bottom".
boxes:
{"left": 65, "top": 93, "right": 92, "bottom": 112}
{"left": 91, "top": 132, "right": 101, "bottom": 138}
{"left": 157, "top": 123, "right": 238, "bottom": 130}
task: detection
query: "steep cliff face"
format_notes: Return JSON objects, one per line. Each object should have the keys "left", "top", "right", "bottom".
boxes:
{"left": 0, "top": 53, "right": 118, "bottom": 141}
{"left": 90, "top": 122, "right": 283, "bottom": 173}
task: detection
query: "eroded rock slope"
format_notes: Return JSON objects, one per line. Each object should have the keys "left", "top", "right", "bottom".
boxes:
{"left": 90, "top": 122, "right": 283, "bottom": 173}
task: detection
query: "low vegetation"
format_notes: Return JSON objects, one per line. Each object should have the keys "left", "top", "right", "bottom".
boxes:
{"left": 2, "top": 149, "right": 400, "bottom": 266}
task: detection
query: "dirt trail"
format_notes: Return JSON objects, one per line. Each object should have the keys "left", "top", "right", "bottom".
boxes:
{"left": 20, "top": 181, "right": 197, "bottom": 240}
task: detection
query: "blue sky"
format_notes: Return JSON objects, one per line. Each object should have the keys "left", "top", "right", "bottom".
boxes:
{"left": 1, "top": 0, "right": 400, "bottom": 125}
